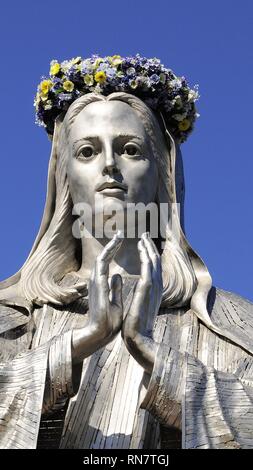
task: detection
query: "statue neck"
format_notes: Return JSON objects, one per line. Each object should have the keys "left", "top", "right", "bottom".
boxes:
{"left": 77, "top": 233, "right": 142, "bottom": 279}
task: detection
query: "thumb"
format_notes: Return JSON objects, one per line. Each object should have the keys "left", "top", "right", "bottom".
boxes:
{"left": 110, "top": 274, "right": 123, "bottom": 310}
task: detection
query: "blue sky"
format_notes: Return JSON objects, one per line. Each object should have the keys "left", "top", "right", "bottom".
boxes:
{"left": 0, "top": 0, "right": 252, "bottom": 301}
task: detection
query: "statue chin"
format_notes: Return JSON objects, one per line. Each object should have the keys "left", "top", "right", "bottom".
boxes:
{"left": 0, "top": 92, "right": 252, "bottom": 450}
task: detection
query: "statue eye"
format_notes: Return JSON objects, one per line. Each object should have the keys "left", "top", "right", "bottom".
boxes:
{"left": 123, "top": 143, "right": 140, "bottom": 156}
{"left": 77, "top": 145, "right": 95, "bottom": 159}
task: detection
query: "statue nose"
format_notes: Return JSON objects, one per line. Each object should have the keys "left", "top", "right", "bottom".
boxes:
{"left": 102, "top": 147, "right": 119, "bottom": 176}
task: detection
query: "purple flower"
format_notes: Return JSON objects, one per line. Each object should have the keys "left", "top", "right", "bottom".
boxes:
{"left": 150, "top": 74, "right": 160, "bottom": 85}
{"left": 37, "top": 109, "right": 44, "bottom": 121}
{"left": 81, "top": 61, "right": 93, "bottom": 74}
{"left": 136, "top": 55, "right": 148, "bottom": 67}
{"left": 91, "top": 54, "right": 100, "bottom": 61}
{"left": 97, "top": 62, "right": 108, "bottom": 71}
{"left": 35, "top": 54, "right": 199, "bottom": 144}
{"left": 97, "top": 63, "right": 117, "bottom": 79}
{"left": 57, "top": 93, "right": 73, "bottom": 105}
{"left": 66, "top": 65, "right": 81, "bottom": 81}
{"left": 52, "top": 77, "right": 62, "bottom": 84}
{"left": 126, "top": 67, "right": 136, "bottom": 77}
{"left": 106, "top": 68, "right": 117, "bottom": 79}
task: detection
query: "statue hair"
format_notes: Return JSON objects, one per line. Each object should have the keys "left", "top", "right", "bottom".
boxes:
{"left": 20, "top": 92, "right": 197, "bottom": 308}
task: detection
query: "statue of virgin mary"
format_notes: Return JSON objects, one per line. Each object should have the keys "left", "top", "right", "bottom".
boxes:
{"left": 0, "top": 55, "right": 252, "bottom": 449}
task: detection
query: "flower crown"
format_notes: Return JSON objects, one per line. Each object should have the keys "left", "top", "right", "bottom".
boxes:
{"left": 34, "top": 54, "right": 199, "bottom": 143}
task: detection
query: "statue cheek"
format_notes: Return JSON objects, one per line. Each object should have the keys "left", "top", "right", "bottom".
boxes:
{"left": 133, "top": 161, "right": 158, "bottom": 199}
{"left": 67, "top": 168, "right": 89, "bottom": 205}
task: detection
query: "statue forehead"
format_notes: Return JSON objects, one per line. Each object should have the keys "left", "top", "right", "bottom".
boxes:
{"left": 70, "top": 100, "right": 147, "bottom": 138}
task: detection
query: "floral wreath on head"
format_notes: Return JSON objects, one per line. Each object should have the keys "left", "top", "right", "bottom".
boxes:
{"left": 34, "top": 54, "right": 199, "bottom": 143}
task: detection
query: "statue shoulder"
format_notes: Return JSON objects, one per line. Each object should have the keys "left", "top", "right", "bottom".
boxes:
{"left": 209, "top": 286, "right": 253, "bottom": 313}
{"left": 208, "top": 286, "right": 253, "bottom": 330}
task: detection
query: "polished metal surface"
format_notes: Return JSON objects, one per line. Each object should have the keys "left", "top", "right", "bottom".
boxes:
{"left": 0, "top": 93, "right": 252, "bottom": 449}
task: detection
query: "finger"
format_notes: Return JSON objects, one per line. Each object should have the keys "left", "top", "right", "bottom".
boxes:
{"left": 74, "top": 281, "right": 88, "bottom": 292}
{"left": 68, "top": 282, "right": 88, "bottom": 301}
{"left": 138, "top": 238, "right": 152, "bottom": 284}
{"left": 96, "top": 234, "right": 123, "bottom": 276}
{"left": 100, "top": 232, "right": 122, "bottom": 259}
{"left": 142, "top": 233, "right": 159, "bottom": 272}
{"left": 101, "top": 237, "right": 123, "bottom": 262}
{"left": 110, "top": 274, "right": 123, "bottom": 310}
{"left": 142, "top": 234, "right": 163, "bottom": 292}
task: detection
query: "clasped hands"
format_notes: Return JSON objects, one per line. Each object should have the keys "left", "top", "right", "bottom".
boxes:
{"left": 72, "top": 232, "right": 163, "bottom": 374}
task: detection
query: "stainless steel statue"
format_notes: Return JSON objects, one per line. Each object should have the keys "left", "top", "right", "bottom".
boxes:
{"left": 0, "top": 91, "right": 253, "bottom": 449}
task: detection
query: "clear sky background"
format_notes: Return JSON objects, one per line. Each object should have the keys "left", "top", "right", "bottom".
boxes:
{"left": 0, "top": 0, "right": 252, "bottom": 301}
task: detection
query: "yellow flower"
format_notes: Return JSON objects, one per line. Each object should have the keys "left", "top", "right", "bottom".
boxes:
{"left": 116, "top": 71, "right": 124, "bottom": 78}
{"left": 84, "top": 74, "right": 94, "bottom": 86}
{"left": 178, "top": 119, "right": 191, "bottom": 132}
{"left": 40, "top": 94, "right": 49, "bottom": 102}
{"left": 94, "top": 58, "right": 103, "bottom": 69}
{"left": 63, "top": 80, "right": 74, "bottom": 92}
{"left": 40, "top": 80, "right": 53, "bottom": 95}
{"left": 110, "top": 55, "right": 122, "bottom": 66}
{"left": 175, "top": 96, "right": 183, "bottom": 108}
{"left": 50, "top": 62, "right": 61, "bottom": 76}
{"left": 72, "top": 56, "right": 82, "bottom": 65}
{"left": 95, "top": 71, "right": 106, "bottom": 84}
{"left": 130, "top": 79, "right": 138, "bottom": 89}
{"left": 159, "top": 73, "right": 166, "bottom": 84}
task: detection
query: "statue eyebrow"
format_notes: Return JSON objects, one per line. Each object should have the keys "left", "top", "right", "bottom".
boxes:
{"left": 73, "top": 136, "right": 99, "bottom": 148}
{"left": 114, "top": 134, "right": 143, "bottom": 141}
{"left": 73, "top": 134, "right": 143, "bottom": 147}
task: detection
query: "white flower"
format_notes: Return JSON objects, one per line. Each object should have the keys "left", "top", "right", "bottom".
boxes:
{"left": 94, "top": 84, "right": 102, "bottom": 93}
{"left": 40, "top": 94, "right": 48, "bottom": 102}
{"left": 61, "top": 60, "right": 71, "bottom": 73}
{"left": 188, "top": 90, "right": 199, "bottom": 102}
{"left": 174, "top": 95, "right": 183, "bottom": 108}
{"left": 44, "top": 101, "right": 52, "bottom": 110}
{"left": 126, "top": 67, "right": 136, "bottom": 76}
{"left": 170, "top": 78, "right": 182, "bottom": 89}
{"left": 142, "top": 77, "right": 151, "bottom": 88}
{"left": 172, "top": 113, "right": 187, "bottom": 122}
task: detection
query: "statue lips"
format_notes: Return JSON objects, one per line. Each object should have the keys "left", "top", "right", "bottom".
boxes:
{"left": 96, "top": 180, "right": 127, "bottom": 197}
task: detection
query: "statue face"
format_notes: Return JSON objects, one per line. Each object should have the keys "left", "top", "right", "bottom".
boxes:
{"left": 66, "top": 100, "right": 159, "bottom": 220}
